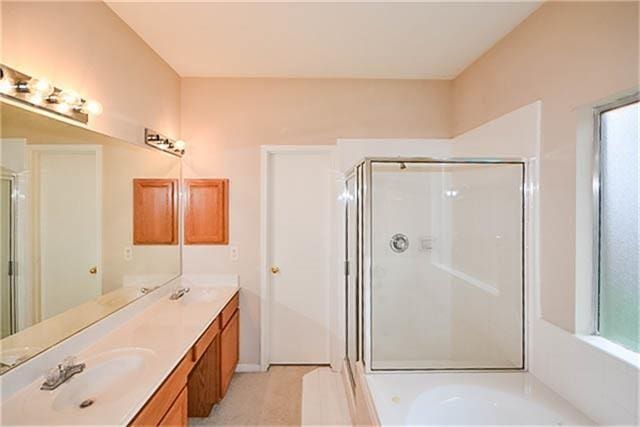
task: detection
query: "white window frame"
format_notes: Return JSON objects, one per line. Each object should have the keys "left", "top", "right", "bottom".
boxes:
{"left": 591, "top": 93, "right": 639, "bottom": 338}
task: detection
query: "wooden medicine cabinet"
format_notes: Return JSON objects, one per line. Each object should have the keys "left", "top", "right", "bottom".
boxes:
{"left": 184, "top": 179, "right": 229, "bottom": 245}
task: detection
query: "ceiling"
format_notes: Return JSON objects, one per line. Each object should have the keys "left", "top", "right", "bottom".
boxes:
{"left": 106, "top": 1, "right": 541, "bottom": 79}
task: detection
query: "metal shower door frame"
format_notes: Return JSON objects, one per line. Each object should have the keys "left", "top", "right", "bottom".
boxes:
{"left": 354, "top": 157, "right": 529, "bottom": 373}
{"left": 1, "top": 173, "right": 18, "bottom": 336}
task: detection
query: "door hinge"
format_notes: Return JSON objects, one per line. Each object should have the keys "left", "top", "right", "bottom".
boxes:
{"left": 344, "top": 260, "right": 350, "bottom": 276}
{"left": 8, "top": 261, "right": 14, "bottom": 276}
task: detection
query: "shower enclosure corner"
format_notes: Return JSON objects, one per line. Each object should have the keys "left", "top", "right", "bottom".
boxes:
{"left": 344, "top": 158, "right": 526, "bottom": 374}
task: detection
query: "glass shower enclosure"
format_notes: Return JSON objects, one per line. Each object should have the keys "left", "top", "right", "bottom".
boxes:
{"left": 345, "top": 158, "right": 526, "bottom": 375}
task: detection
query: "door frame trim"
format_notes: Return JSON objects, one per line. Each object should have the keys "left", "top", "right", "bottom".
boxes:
{"left": 259, "top": 145, "right": 335, "bottom": 371}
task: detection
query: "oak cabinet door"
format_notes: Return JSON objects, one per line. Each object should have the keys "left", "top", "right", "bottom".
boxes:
{"left": 133, "top": 179, "right": 178, "bottom": 245}
{"left": 184, "top": 179, "right": 229, "bottom": 244}
{"left": 220, "top": 309, "right": 239, "bottom": 398}
{"left": 188, "top": 334, "right": 220, "bottom": 417}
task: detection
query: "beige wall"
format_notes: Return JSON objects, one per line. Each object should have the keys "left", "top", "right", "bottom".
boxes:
{"left": 1, "top": 1, "right": 181, "bottom": 144}
{"left": 181, "top": 78, "right": 452, "bottom": 364}
{"left": 452, "top": 1, "right": 639, "bottom": 331}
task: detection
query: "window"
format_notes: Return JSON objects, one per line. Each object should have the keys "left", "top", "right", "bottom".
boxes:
{"left": 595, "top": 96, "right": 639, "bottom": 352}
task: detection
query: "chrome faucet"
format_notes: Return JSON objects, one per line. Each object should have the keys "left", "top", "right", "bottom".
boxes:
{"left": 140, "top": 285, "right": 160, "bottom": 295}
{"left": 169, "top": 287, "right": 190, "bottom": 300}
{"left": 41, "top": 356, "right": 85, "bottom": 391}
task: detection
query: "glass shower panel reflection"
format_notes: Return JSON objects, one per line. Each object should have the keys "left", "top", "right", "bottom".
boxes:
{"left": 345, "top": 174, "right": 358, "bottom": 386}
{"left": 1, "top": 177, "right": 14, "bottom": 338}
{"left": 370, "top": 161, "right": 524, "bottom": 370}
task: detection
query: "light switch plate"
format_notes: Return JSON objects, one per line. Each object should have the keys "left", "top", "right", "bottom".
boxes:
{"left": 124, "top": 246, "right": 133, "bottom": 261}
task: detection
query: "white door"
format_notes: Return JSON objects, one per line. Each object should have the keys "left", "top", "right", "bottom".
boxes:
{"left": 35, "top": 147, "right": 101, "bottom": 320}
{"left": 268, "top": 149, "right": 332, "bottom": 364}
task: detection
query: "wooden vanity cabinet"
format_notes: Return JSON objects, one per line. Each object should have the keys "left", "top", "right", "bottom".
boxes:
{"left": 129, "top": 291, "right": 239, "bottom": 427}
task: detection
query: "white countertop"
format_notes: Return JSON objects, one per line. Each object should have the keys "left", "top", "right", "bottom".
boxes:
{"left": 0, "top": 282, "right": 239, "bottom": 425}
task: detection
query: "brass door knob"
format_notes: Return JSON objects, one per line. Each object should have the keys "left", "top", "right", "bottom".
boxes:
{"left": 89, "top": 266, "right": 98, "bottom": 275}
{"left": 271, "top": 266, "right": 280, "bottom": 274}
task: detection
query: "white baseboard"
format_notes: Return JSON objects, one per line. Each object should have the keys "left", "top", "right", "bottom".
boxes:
{"left": 236, "top": 363, "right": 262, "bottom": 372}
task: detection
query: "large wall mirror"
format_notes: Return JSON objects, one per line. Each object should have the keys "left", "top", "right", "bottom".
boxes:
{"left": 0, "top": 102, "right": 181, "bottom": 374}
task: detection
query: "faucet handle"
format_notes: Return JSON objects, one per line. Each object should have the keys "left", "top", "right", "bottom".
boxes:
{"left": 44, "top": 367, "right": 61, "bottom": 385}
{"left": 60, "top": 356, "right": 77, "bottom": 370}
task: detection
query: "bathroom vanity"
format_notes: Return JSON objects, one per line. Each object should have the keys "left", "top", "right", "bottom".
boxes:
{"left": 0, "top": 283, "right": 240, "bottom": 425}
{"left": 132, "top": 290, "right": 239, "bottom": 426}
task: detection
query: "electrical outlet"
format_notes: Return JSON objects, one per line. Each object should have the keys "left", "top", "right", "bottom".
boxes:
{"left": 124, "top": 246, "right": 133, "bottom": 261}
{"left": 229, "top": 246, "right": 239, "bottom": 261}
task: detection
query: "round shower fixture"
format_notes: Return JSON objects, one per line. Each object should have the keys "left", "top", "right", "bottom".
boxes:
{"left": 390, "top": 233, "right": 409, "bottom": 253}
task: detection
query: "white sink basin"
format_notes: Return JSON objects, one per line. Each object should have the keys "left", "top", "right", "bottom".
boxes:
{"left": 178, "top": 287, "right": 220, "bottom": 305}
{"left": 23, "top": 347, "right": 156, "bottom": 424}
{"left": 53, "top": 348, "right": 154, "bottom": 411}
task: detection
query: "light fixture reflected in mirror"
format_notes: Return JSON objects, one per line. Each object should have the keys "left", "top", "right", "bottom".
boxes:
{"left": 0, "top": 63, "right": 102, "bottom": 124}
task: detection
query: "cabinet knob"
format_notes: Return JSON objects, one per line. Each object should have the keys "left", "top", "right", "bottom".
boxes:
{"left": 89, "top": 266, "right": 98, "bottom": 275}
{"left": 271, "top": 266, "right": 280, "bottom": 274}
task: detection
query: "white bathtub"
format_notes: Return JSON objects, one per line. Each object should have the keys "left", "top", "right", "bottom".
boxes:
{"left": 366, "top": 372, "right": 594, "bottom": 425}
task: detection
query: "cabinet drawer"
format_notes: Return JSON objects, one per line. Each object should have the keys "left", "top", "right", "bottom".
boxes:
{"left": 130, "top": 354, "right": 193, "bottom": 426}
{"left": 192, "top": 318, "right": 220, "bottom": 362}
{"left": 221, "top": 293, "right": 239, "bottom": 328}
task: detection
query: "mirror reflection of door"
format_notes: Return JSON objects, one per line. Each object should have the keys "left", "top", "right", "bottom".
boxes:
{"left": 31, "top": 145, "right": 102, "bottom": 321}
{"left": 1, "top": 175, "right": 15, "bottom": 338}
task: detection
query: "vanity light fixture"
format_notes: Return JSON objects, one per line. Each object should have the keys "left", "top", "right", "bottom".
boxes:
{"left": 145, "top": 128, "right": 186, "bottom": 157}
{"left": 0, "top": 63, "right": 102, "bottom": 124}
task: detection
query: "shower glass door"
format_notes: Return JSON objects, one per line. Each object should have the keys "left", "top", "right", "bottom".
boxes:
{"left": 369, "top": 160, "right": 524, "bottom": 370}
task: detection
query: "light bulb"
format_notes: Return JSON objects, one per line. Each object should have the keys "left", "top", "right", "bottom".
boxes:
{"left": 58, "top": 90, "right": 80, "bottom": 105}
{"left": 84, "top": 99, "right": 103, "bottom": 115}
{"left": 0, "top": 76, "right": 14, "bottom": 94}
{"left": 27, "top": 78, "right": 54, "bottom": 97}
{"left": 27, "top": 92, "right": 44, "bottom": 105}
{"left": 174, "top": 139, "right": 186, "bottom": 150}
{"left": 56, "top": 102, "right": 72, "bottom": 114}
